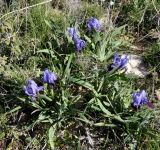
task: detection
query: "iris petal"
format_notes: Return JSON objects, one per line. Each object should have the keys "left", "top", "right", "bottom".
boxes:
{"left": 24, "top": 80, "right": 43, "bottom": 99}
{"left": 132, "top": 90, "right": 148, "bottom": 107}
{"left": 43, "top": 69, "right": 57, "bottom": 84}
{"left": 68, "top": 27, "right": 79, "bottom": 41}
{"left": 111, "top": 53, "right": 128, "bottom": 69}
{"left": 87, "top": 17, "right": 101, "bottom": 31}
{"left": 75, "top": 38, "right": 86, "bottom": 51}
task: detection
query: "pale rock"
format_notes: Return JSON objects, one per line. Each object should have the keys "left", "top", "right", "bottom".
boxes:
{"left": 125, "top": 54, "right": 148, "bottom": 78}
{"left": 110, "top": 1, "right": 114, "bottom": 6}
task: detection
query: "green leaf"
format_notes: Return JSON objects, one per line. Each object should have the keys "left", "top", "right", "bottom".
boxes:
{"left": 96, "top": 41, "right": 113, "bottom": 62}
{"left": 97, "top": 77, "right": 104, "bottom": 92}
{"left": 125, "top": 117, "right": 140, "bottom": 123}
{"left": 77, "top": 117, "right": 92, "bottom": 125}
{"left": 111, "top": 25, "right": 126, "bottom": 37}
{"left": 63, "top": 54, "right": 73, "bottom": 81}
{"left": 103, "top": 101, "right": 110, "bottom": 107}
{"left": 114, "top": 82, "right": 119, "bottom": 91}
{"left": 84, "top": 35, "right": 92, "bottom": 43}
{"left": 30, "top": 102, "right": 42, "bottom": 109}
{"left": 97, "top": 98, "right": 125, "bottom": 123}
{"left": 45, "top": 20, "right": 53, "bottom": 29}
{"left": 49, "top": 125, "right": 56, "bottom": 150}
{"left": 7, "top": 106, "right": 22, "bottom": 114}
{"left": 77, "top": 114, "right": 93, "bottom": 125}
{"left": 93, "top": 32, "right": 101, "bottom": 43}
{"left": 112, "top": 115, "right": 125, "bottom": 123}
{"left": 91, "top": 43, "right": 96, "bottom": 50}
{"left": 17, "top": 97, "right": 26, "bottom": 102}
{"left": 37, "top": 49, "right": 56, "bottom": 58}
{"left": 39, "top": 95, "right": 53, "bottom": 102}
{"left": 38, "top": 113, "right": 49, "bottom": 121}
{"left": 70, "top": 77, "right": 94, "bottom": 89}
{"left": 94, "top": 122, "right": 116, "bottom": 127}
{"left": 69, "top": 77, "right": 98, "bottom": 96}
{"left": 0, "top": 132, "right": 5, "bottom": 139}
{"left": 91, "top": 105, "right": 101, "bottom": 111}
{"left": 100, "top": 41, "right": 107, "bottom": 59}
{"left": 112, "top": 41, "right": 122, "bottom": 48}
{"left": 97, "top": 99, "right": 112, "bottom": 116}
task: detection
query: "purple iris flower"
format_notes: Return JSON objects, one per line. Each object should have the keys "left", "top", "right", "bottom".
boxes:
{"left": 24, "top": 80, "right": 43, "bottom": 99}
{"left": 75, "top": 38, "right": 86, "bottom": 51}
{"left": 111, "top": 53, "right": 129, "bottom": 69}
{"left": 43, "top": 69, "right": 57, "bottom": 85}
{"left": 87, "top": 17, "right": 101, "bottom": 31}
{"left": 68, "top": 27, "right": 79, "bottom": 41}
{"left": 132, "top": 90, "right": 148, "bottom": 107}
{"left": 67, "top": 27, "right": 86, "bottom": 52}
{"left": 132, "top": 90, "right": 155, "bottom": 108}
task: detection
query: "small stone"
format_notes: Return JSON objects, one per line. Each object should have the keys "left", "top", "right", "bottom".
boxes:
{"left": 125, "top": 54, "right": 148, "bottom": 78}
{"left": 155, "top": 89, "right": 160, "bottom": 100}
{"left": 110, "top": 1, "right": 114, "bottom": 6}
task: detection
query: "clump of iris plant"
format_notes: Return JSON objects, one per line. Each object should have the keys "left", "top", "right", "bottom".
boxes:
{"left": 110, "top": 53, "right": 129, "bottom": 70}
{"left": 68, "top": 27, "right": 86, "bottom": 52}
{"left": 87, "top": 17, "right": 101, "bottom": 31}
{"left": 43, "top": 69, "right": 57, "bottom": 85}
{"left": 24, "top": 80, "right": 43, "bottom": 100}
{"left": 132, "top": 90, "right": 154, "bottom": 108}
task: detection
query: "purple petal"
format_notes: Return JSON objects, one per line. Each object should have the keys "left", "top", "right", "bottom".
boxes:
{"left": 68, "top": 27, "right": 79, "bottom": 41}
{"left": 43, "top": 69, "right": 57, "bottom": 84}
{"left": 141, "top": 90, "right": 147, "bottom": 97}
{"left": 24, "top": 86, "right": 31, "bottom": 96}
{"left": 24, "top": 80, "right": 39, "bottom": 98}
{"left": 43, "top": 69, "right": 49, "bottom": 83}
{"left": 132, "top": 90, "right": 149, "bottom": 107}
{"left": 132, "top": 94, "right": 141, "bottom": 106}
{"left": 120, "top": 55, "right": 129, "bottom": 68}
{"left": 113, "top": 53, "right": 121, "bottom": 65}
{"left": 37, "top": 86, "right": 44, "bottom": 92}
{"left": 87, "top": 17, "right": 101, "bottom": 31}
{"left": 51, "top": 73, "right": 57, "bottom": 81}
{"left": 27, "top": 79, "right": 37, "bottom": 86}
{"left": 111, "top": 53, "right": 128, "bottom": 69}
{"left": 75, "top": 38, "right": 86, "bottom": 51}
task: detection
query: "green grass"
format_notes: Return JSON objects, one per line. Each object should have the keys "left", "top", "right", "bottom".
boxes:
{"left": 0, "top": 0, "right": 160, "bottom": 149}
